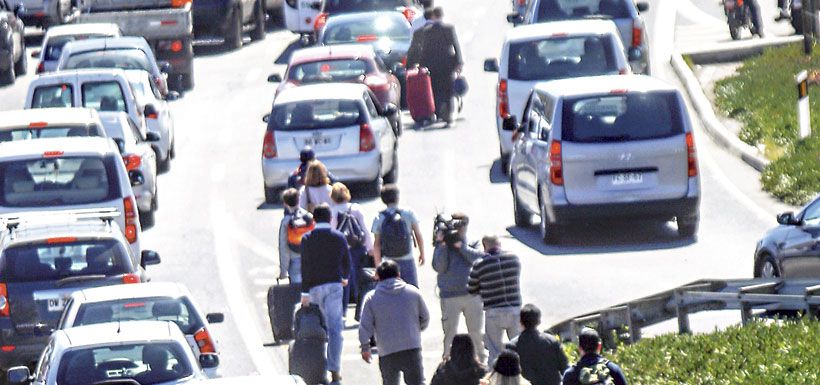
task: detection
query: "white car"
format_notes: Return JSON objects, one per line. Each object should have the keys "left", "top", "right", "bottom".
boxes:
{"left": 0, "top": 137, "right": 145, "bottom": 256}
{"left": 6, "top": 321, "right": 216, "bottom": 385}
{"left": 32, "top": 23, "right": 122, "bottom": 74}
{"left": 124, "top": 69, "right": 177, "bottom": 172}
{"left": 484, "top": 20, "right": 630, "bottom": 173}
{"left": 261, "top": 83, "right": 399, "bottom": 202}
{"left": 0, "top": 108, "right": 106, "bottom": 142}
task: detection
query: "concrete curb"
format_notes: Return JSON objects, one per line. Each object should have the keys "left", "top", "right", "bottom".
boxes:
{"left": 684, "top": 36, "right": 803, "bottom": 64}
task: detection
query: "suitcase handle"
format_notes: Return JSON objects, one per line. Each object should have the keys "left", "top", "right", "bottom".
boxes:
{"left": 276, "top": 277, "right": 291, "bottom": 285}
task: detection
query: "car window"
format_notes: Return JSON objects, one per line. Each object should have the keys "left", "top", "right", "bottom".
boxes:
{"left": 508, "top": 35, "right": 618, "bottom": 81}
{"left": 269, "top": 100, "right": 364, "bottom": 131}
{"left": 56, "top": 342, "right": 193, "bottom": 385}
{"left": 0, "top": 156, "right": 120, "bottom": 207}
{"left": 127, "top": 117, "right": 144, "bottom": 142}
{"left": 0, "top": 125, "right": 102, "bottom": 142}
{"left": 364, "top": 93, "right": 380, "bottom": 116}
{"left": 31, "top": 84, "right": 74, "bottom": 108}
{"left": 325, "top": 0, "right": 411, "bottom": 13}
{"left": 561, "top": 92, "right": 683, "bottom": 143}
{"left": 537, "top": 0, "right": 630, "bottom": 21}
{"left": 82, "top": 81, "right": 128, "bottom": 112}
{"left": 64, "top": 49, "right": 152, "bottom": 72}
{"left": 322, "top": 14, "right": 412, "bottom": 45}
{"left": 73, "top": 297, "right": 204, "bottom": 334}
{"left": 289, "top": 59, "right": 373, "bottom": 83}
{"left": 802, "top": 200, "right": 820, "bottom": 225}
{"left": 34, "top": 341, "right": 54, "bottom": 384}
{"left": 518, "top": 92, "right": 535, "bottom": 130}
{"left": 44, "top": 34, "right": 110, "bottom": 61}
{"left": 0, "top": 239, "right": 131, "bottom": 283}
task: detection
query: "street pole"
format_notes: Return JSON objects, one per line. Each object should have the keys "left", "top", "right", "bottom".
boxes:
{"left": 796, "top": 70, "right": 811, "bottom": 139}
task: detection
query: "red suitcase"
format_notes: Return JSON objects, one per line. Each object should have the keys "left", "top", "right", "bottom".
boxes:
{"left": 405, "top": 67, "right": 436, "bottom": 124}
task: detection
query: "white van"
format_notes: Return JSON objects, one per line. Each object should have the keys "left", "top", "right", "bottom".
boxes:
{"left": 283, "top": 0, "right": 323, "bottom": 40}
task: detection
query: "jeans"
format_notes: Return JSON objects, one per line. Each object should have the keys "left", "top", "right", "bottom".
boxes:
{"left": 342, "top": 246, "right": 366, "bottom": 317}
{"left": 440, "top": 295, "right": 486, "bottom": 363}
{"left": 746, "top": 0, "right": 763, "bottom": 34}
{"left": 485, "top": 306, "right": 521, "bottom": 365}
{"left": 287, "top": 256, "right": 302, "bottom": 284}
{"left": 388, "top": 258, "right": 418, "bottom": 288}
{"left": 378, "top": 348, "right": 425, "bottom": 385}
{"left": 309, "top": 282, "right": 344, "bottom": 373}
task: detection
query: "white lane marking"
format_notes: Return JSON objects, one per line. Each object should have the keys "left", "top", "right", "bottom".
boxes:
{"left": 677, "top": 0, "right": 725, "bottom": 26}
{"left": 245, "top": 66, "right": 263, "bottom": 85}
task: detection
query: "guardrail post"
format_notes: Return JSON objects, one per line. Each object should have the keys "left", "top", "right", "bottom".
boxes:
{"left": 675, "top": 290, "right": 691, "bottom": 335}
{"left": 740, "top": 302, "right": 753, "bottom": 325}
{"left": 626, "top": 304, "right": 641, "bottom": 343}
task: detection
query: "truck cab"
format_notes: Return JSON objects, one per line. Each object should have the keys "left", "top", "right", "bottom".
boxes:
{"left": 192, "top": 0, "right": 266, "bottom": 50}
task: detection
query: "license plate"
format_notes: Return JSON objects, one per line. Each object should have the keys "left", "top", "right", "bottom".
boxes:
{"left": 47, "top": 298, "right": 68, "bottom": 312}
{"left": 304, "top": 136, "right": 331, "bottom": 146}
{"left": 611, "top": 172, "right": 643, "bottom": 186}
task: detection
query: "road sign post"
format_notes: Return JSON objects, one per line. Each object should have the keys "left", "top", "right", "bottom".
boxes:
{"left": 797, "top": 70, "right": 811, "bottom": 139}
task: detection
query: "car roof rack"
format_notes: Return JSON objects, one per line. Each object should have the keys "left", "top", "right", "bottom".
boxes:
{"left": 1, "top": 208, "right": 121, "bottom": 232}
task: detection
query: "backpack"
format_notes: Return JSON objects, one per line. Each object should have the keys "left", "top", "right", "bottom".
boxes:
{"left": 379, "top": 209, "right": 412, "bottom": 257}
{"left": 336, "top": 207, "right": 365, "bottom": 248}
{"left": 286, "top": 208, "right": 315, "bottom": 253}
{"left": 293, "top": 303, "right": 327, "bottom": 341}
{"left": 577, "top": 359, "right": 615, "bottom": 385}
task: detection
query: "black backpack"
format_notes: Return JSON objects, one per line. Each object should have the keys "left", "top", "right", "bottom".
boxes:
{"left": 336, "top": 207, "right": 365, "bottom": 248}
{"left": 379, "top": 209, "right": 412, "bottom": 257}
{"left": 293, "top": 303, "right": 327, "bottom": 341}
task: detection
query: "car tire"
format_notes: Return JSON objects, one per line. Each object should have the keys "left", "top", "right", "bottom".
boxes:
{"left": 14, "top": 46, "right": 27, "bottom": 76}
{"left": 538, "top": 190, "right": 559, "bottom": 244}
{"left": 363, "top": 162, "right": 383, "bottom": 197}
{"left": 264, "top": 186, "right": 282, "bottom": 204}
{"left": 677, "top": 216, "right": 698, "bottom": 238}
{"left": 754, "top": 254, "right": 781, "bottom": 278}
{"left": 383, "top": 151, "right": 398, "bottom": 184}
{"left": 500, "top": 148, "right": 510, "bottom": 176}
{"left": 1, "top": 52, "right": 15, "bottom": 85}
{"left": 251, "top": 0, "right": 266, "bottom": 41}
{"left": 511, "top": 178, "right": 530, "bottom": 227}
{"left": 224, "top": 6, "right": 243, "bottom": 51}
{"left": 155, "top": 147, "right": 171, "bottom": 173}
{"left": 393, "top": 111, "right": 403, "bottom": 137}
{"left": 140, "top": 207, "right": 156, "bottom": 229}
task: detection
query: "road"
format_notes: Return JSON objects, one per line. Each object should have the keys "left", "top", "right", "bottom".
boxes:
{"left": 0, "top": 0, "right": 800, "bottom": 383}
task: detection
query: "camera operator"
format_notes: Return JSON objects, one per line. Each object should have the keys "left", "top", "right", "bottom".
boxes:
{"left": 431, "top": 213, "right": 486, "bottom": 363}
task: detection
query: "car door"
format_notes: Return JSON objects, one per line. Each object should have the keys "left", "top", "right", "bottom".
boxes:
{"left": 780, "top": 200, "right": 820, "bottom": 277}
{"left": 516, "top": 93, "right": 544, "bottom": 212}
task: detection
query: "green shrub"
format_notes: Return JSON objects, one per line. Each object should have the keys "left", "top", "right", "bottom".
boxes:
{"left": 762, "top": 135, "right": 820, "bottom": 205}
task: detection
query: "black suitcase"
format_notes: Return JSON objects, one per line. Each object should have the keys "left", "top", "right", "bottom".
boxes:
{"left": 289, "top": 304, "right": 328, "bottom": 385}
{"left": 267, "top": 279, "right": 301, "bottom": 343}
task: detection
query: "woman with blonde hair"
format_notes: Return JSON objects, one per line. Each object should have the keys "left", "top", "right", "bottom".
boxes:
{"left": 330, "top": 182, "right": 373, "bottom": 320}
{"left": 299, "top": 160, "right": 333, "bottom": 212}
{"left": 482, "top": 350, "right": 531, "bottom": 385}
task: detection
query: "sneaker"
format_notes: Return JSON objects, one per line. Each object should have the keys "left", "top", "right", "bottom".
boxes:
{"left": 331, "top": 371, "right": 343, "bottom": 382}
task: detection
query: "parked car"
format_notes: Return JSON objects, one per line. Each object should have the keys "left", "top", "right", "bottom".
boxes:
{"left": 509, "top": 0, "right": 650, "bottom": 74}
{"left": 193, "top": 0, "right": 266, "bottom": 50}
{"left": 0, "top": 0, "right": 26, "bottom": 85}
{"left": 124, "top": 69, "right": 177, "bottom": 172}
{"left": 15, "top": 0, "right": 74, "bottom": 28}
{"left": 261, "top": 83, "right": 399, "bottom": 203}
{"left": 317, "top": 0, "right": 424, "bottom": 31}
{"left": 33, "top": 23, "right": 122, "bottom": 74}
{"left": 507, "top": 75, "right": 700, "bottom": 243}
{"left": 483, "top": 20, "right": 630, "bottom": 173}
{"left": 0, "top": 212, "right": 160, "bottom": 372}
{"left": 754, "top": 195, "right": 820, "bottom": 278}
{"left": 0, "top": 108, "right": 106, "bottom": 142}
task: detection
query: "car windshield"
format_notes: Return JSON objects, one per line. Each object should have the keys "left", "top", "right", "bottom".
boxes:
{"left": 323, "top": 15, "right": 412, "bottom": 45}
{"left": 31, "top": 84, "right": 74, "bottom": 108}
{"left": 0, "top": 156, "right": 119, "bottom": 207}
{"left": 82, "top": 81, "right": 128, "bottom": 112}
{"left": 0, "top": 239, "right": 130, "bottom": 283}
{"left": 44, "top": 34, "right": 111, "bottom": 61}
{"left": 72, "top": 297, "right": 204, "bottom": 334}
{"left": 289, "top": 59, "right": 373, "bottom": 83}
{"left": 508, "top": 36, "right": 618, "bottom": 81}
{"left": 561, "top": 92, "right": 683, "bottom": 143}
{"left": 537, "top": 0, "right": 630, "bottom": 21}
{"left": 64, "top": 49, "right": 152, "bottom": 72}
{"left": 0, "top": 125, "right": 103, "bottom": 142}
{"left": 56, "top": 342, "right": 193, "bottom": 385}
{"left": 269, "top": 100, "right": 363, "bottom": 131}
{"left": 325, "top": 0, "right": 410, "bottom": 13}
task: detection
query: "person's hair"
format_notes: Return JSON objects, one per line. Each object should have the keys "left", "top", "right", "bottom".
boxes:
{"left": 449, "top": 334, "right": 484, "bottom": 370}
{"left": 313, "top": 203, "right": 332, "bottom": 223}
{"left": 487, "top": 374, "right": 526, "bottom": 385}
{"left": 482, "top": 235, "right": 500, "bottom": 251}
{"left": 330, "top": 182, "right": 351, "bottom": 204}
{"left": 281, "top": 188, "right": 299, "bottom": 208}
{"left": 304, "top": 160, "right": 330, "bottom": 187}
{"left": 578, "top": 328, "right": 601, "bottom": 353}
{"left": 432, "top": 6, "right": 443, "bottom": 19}
{"left": 380, "top": 184, "right": 400, "bottom": 205}
{"left": 419, "top": 0, "right": 433, "bottom": 9}
{"left": 376, "top": 260, "right": 400, "bottom": 280}
{"left": 493, "top": 350, "right": 521, "bottom": 377}
{"left": 423, "top": 8, "right": 434, "bottom": 19}
{"left": 520, "top": 304, "right": 541, "bottom": 330}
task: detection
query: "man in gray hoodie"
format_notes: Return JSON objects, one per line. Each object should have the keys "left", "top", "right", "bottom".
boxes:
{"left": 359, "top": 260, "right": 430, "bottom": 385}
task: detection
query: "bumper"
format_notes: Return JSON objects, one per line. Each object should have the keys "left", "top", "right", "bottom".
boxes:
{"left": 263, "top": 151, "right": 381, "bottom": 188}
{"left": 550, "top": 196, "right": 700, "bottom": 224}
{"left": 0, "top": 337, "right": 49, "bottom": 369}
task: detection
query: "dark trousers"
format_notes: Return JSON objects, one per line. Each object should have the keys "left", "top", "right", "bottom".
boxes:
{"left": 746, "top": 0, "right": 763, "bottom": 34}
{"left": 342, "top": 245, "right": 366, "bottom": 316}
{"left": 378, "top": 348, "right": 425, "bottom": 385}
{"left": 429, "top": 67, "right": 454, "bottom": 122}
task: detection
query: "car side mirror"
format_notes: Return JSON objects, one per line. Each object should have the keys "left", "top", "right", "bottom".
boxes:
{"left": 145, "top": 131, "right": 161, "bottom": 142}
{"left": 7, "top": 367, "right": 30, "bottom": 385}
{"left": 267, "top": 73, "right": 282, "bottom": 83}
{"left": 129, "top": 170, "right": 145, "bottom": 186}
{"left": 777, "top": 212, "right": 800, "bottom": 226}
{"left": 628, "top": 47, "right": 643, "bottom": 62}
{"left": 483, "top": 58, "right": 499, "bottom": 73}
{"left": 31, "top": 50, "right": 41, "bottom": 59}
{"left": 506, "top": 13, "right": 523, "bottom": 25}
{"left": 144, "top": 104, "right": 158, "bottom": 119}
{"left": 199, "top": 353, "right": 220, "bottom": 369}
{"left": 165, "top": 91, "right": 180, "bottom": 101}
{"left": 309, "top": 1, "right": 322, "bottom": 10}
{"left": 158, "top": 61, "right": 172, "bottom": 73}
{"left": 206, "top": 313, "right": 225, "bottom": 324}
{"left": 140, "top": 250, "right": 161, "bottom": 267}
{"left": 636, "top": 1, "right": 649, "bottom": 12}
{"left": 262, "top": 113, "right": 271, "bottom": 123}
{"left": 113, "top": 138, "right": 126, "bottom": 154}
{"left": 502, "top": 115, "right": 518, "bottom": 131}
{"left": 382, "top": 103, "right": 398, "bottom": 117}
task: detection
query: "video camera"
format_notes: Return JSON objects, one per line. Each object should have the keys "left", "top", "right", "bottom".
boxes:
{"left": 432, "top": 213, "right": 466, "bottom": 248}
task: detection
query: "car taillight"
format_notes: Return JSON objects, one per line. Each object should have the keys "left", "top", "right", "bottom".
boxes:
{"left": 314, "top": 12, "right": 328, "bottom": 32}
{"left": 262, "top": 131, "right": 277, "bottom": 159}
{"left": 171, "top": 0, "right": 191, "bottom": 8}
{"left": 1, "top": 346, "right": 15, "bottom": 352}
{"left": 123, "top": 154, "right": 142, "bottom": 171}
{"left": 686, "top": 132, "right": 698, "bottom": 177}
{"left": 170, "top": 40, "right": 183, "bottom": 52}
{"left": 401, "top": 56, "right": 407, "bottom": 67}
{"left": 359, "top": 123, "right": 376, "bottom": 152}
{"left": 0, "top": 283, "right": 9, "bottom": 317}
{"left": 194, "top": 327, "right": 216, "bottom": 353}
{"left": 497, "top": 80, "right": 510, "bottom": 118}
{"left": 401, "top": 7, "right": 415, "bottom": 23}
{"left": 36, "top": 62, "right": 45, "bottom": 74}
{"left": 632, "top": 20, "right": 643, "bottom": 48}
{"left": 122, "top": 274, "right": 140, "bottom": 284}
{"left": 123, "top": 197, "right": 138, "bottom": 244}
{"left": 549, "top": 140, "right": 563, "bottom": 185}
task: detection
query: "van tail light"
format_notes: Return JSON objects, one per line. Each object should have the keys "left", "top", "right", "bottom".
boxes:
{"left": 122, "top": 274, "right": 140, "bottom": 284}
{"left": 686, "top": 132, "right": 698, "bottom": 177}
{"left": 401, "top": 7, "right": 415, "bottom": 23}
{"left": 262, "top": 131, "right": 277, "bottom": 159}
{"left": 1, "top": 346, "right": 15, "bottom": 353}
{"left": 517, "top": 0, "right": 526, "bottom": 4}
{"left": 359, "top": 123, "right": 376, "bottom": 152}
{"left": 0, "top": 283, "right": 9, "bottom": 317}
{"left": 123, "top": 154, "right": 142, "bottom": 171}
{"left": 497, "top": 80, "right": 510, "bottom": 118}
{"left": 314, "top": 12, "right": 328, "bottom": 32}
{"left": 123, "top": 197, "right": 138, "bottom": 244}
{"left": 171, "top": 0, "right": 191, "bottom": 8}
{"left": 36, "top": 62, "right": 45, "bottom": 74}
{"left": 549, "top": 140, "right": 563, "bottom": 185}
{"left": 170, "top": 40, "right": 183, "bottom": 52}
{"left": 631, "top": 19, "right": 643, "bottom": 48}
{"left": 194, "top": 327, "right": 216, "bottom": 353}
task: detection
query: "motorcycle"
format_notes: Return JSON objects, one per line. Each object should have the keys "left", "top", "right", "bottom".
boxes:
{"left": 723, "top": 0, "right": 759, "bottom": 40}
{"left": 776, "top": 0, "right": 804, "bottom": 34}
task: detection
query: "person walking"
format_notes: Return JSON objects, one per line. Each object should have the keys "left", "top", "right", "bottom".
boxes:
{"left": 288, "top": 147, "right": 338, "bottom": 189}
{"left": 431, "top": 334, "right": 487, "bottom": 385}
{"left": 417, "top": 7, "right": 463, "bottom": 125}
{"left": 432, "top": 213, "right": 486, "bottom": 362}
{"left": 329, "top": 182, "right": 373, "bottom": 319}
{"left": 467, "top": 235, "right": 522, "bottom": 365}
{"left": 407, "top": 7, "right": 435, "bottom": 65}
{"left": 562, "top": 329, "right": 627, "bottom": 385}
{"left": 509, "top": 305, "right": 568, "bottom": 385}
{"left": 359, "top": 260, "right": 430, "bottom": 385}
{"left": 300, "top": 204, "right": 351, "bottom": 383}
{"left": 482, "top": 350, "right": 531, "bottom": 385}
{"left": 299, "top": 161, "right": 334, "bottom": 212}
{"left": 372, "top": 184, "right": 425, "bottom": 288}
{"left": 278, "top": 188, "right": 314, "bottom": 283}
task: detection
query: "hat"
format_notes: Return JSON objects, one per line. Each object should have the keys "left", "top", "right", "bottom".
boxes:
{"left": 300, "top": 146, "right": 315, "bottom": 163}
{"left": 493, "top": 350, "right": 521, "bottom": 377}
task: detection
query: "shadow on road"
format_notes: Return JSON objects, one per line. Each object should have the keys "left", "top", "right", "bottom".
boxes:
{"left": 489, "top": 159, "right": 508, "bottom": 184}
{"left": 274, "top": 37, "right": 313, "bottom": 64}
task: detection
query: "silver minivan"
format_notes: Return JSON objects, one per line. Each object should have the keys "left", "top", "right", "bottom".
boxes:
{"left": 507, "top": 75, "right": 700, "bottom": 243}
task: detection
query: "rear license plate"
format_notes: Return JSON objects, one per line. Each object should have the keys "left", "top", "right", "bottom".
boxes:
{"left": 47, "top": 298, "right": 68, "bottom": 312}
{"left": 611, "top": 172, "right": 643, "bottom": 186}
{"left": 304, "top": 136, "right": 331, "bottom": 146}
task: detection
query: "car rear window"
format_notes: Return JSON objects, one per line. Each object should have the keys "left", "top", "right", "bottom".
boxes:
{"left": 269, "top": 100, "right": 363, "bottom": 131}
{"left": 73, "top": 297, "right": 204, "bottom": 334}
{"left": 0, "top": 125, "right": 103, "bottom": 142}
{"left": 64, "top": 49, "right": 152, "bottom": 73}
{"left": 323, "top": 14, "right": 411, "bottom": 45}
{"left": 537, "top": 0, "right": 630, "bottom": 21}
{"left": 44, "top": 34, "right": 111, "bottom": 61}
{"left": 561, "top": 92, "right": 683, "bottom": 143}
{"left": 325, "top": 0, "right": 410, "bottom": 13}
{"left": 508, "top": 35, "right": 619, "bottom": 81}
{"left": 0, "top": 155, "right": 120, "bottom": 207}
{"left": 31, "top": 84, "right": 74, "bottom": 108}
{"left": 56, "top": 342, "right": 193, "bottom": 385}
{"left": 289, "top": 59, "right": 373, "bottom": 83}
{"left": 82, "top": 81, "right": 127, "bottom": 112}
{"left": 0, "top": 239, "right": 130, "bottom": 283}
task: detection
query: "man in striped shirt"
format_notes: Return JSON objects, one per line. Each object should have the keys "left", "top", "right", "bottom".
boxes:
{"left": 466, "top": 235, "right": 522, "bottom": 365}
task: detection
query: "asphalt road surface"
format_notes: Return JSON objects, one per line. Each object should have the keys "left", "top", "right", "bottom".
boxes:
{"left": 0, "top": 0, "right": 800, "bottom": 383}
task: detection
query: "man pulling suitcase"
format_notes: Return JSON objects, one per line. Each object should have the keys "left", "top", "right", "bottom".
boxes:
{"left": 414, "top": 7, "right": 463, "bottom": 126}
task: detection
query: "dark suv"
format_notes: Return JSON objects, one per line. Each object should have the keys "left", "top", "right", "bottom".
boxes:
{"left": 193, "top": 0, "right": 266, "bottom": 50}
{"left": 754, "top": 195, "right": 820, "bottom": 278}
{"left": 0, "top": 0, "right": 26, "bottom": 85}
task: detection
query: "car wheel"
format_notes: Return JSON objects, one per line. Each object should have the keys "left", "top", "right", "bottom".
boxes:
{"left": 223, "top": 6, "right": 243, "bottom": 50}
{"left": 393, "top": 111, "right": 403, "bottom": 137}
{"left": 13, "top": 44, "right": 27, "bottom": 76}
{"left": 264, "top": 187, "right": 282, "bottom": 204}
{"left": 677, "top": 216, "right": 698, "bottom": 238}
{"left": 383, "top": 151, "right": 398, "bottom": 184}
{"left": 251, "top": 0, "right": 266, "bottom": 41}
{"left": 155, "top": 147, "right": 170, "bottom": 173}
{"left": 1, "top": 52, "right": 15, "bottom": 85}
{"left": 364, "top": 161, "right": 383, "bottom": 197}
{"left": 755, "top": 254, "right": 781, "bottom": 278}
{"left": 539, "top": 190, "right": 559, "bottom": 244}
{"left": 511, "top": 179, "right": 530, "bottom": 227}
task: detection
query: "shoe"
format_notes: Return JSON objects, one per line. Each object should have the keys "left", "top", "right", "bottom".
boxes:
{"left": 775, "top": 9, "right": 789, "bottom": 21}
{"left": 331, "top": 371, "right": 343, "bottom": 382}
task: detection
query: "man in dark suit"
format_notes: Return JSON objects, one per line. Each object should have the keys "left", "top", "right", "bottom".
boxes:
{"left": 300, "top": 203, "right": 352, "bottom": 383}
{"left": 418, "top": 7, "right": 462, "bottom": 125}
{"left": 509, "top": 304, "right": 569, "bottom": 385}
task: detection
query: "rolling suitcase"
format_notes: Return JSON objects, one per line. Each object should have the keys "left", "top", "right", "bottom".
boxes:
{"left": 289, "top": 304, "right": 328, "bottom": 385}
{"left": 267, "top": 278, "right": 301, "bottom": 343}
{"left": 405, "top": 67, "right": 436, "bottom": 124}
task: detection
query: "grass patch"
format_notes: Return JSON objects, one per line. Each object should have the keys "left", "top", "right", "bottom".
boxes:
{"left": 682, "top": 54, "right": 695, "bottom": 71}
{"left": 562, "top": 318, "right": 820, "bottom": 385}
{"left": 714, "top": 44, "right": 819, "bottom": 204}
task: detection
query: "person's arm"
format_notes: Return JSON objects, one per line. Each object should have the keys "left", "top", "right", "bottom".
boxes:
{"left": 341, "top": 236, "right": 351, "bottom": 286}
{"left": 418, "top": 292, "right": 430, "bottom": 331}
{"left": 358, "top": 294, "right": 375, "bottom": 361}
{"left": 458, "top": 242, "right": 485, "bottom": 264}
{"left": 431, "top": 244, "right": 449, "bottom": 273}
{"left": 354, "top": 207, "right": 374, "bottom": 252}
{"left": 554, "top": 340, "right": 569, "bottom": 374}
{"left": 372, "top": 234, "right": 382, "bottom": 266}
{"left": 298, "top": 188, "right": 308, "bottom": 210}
{"left": 450, "top": 25, "right": 463, "bottom": 68}
{"left": 412, "top": 222, "right": 425, "bottom": 265}
{"left": 608, "top": 362, "right": 628, "bottom": 385}
{"left": 466, "top": 260, "right": 481, "bottom": 295}
{"left": 278, "top": 216, "right": 290, "bottom": 279}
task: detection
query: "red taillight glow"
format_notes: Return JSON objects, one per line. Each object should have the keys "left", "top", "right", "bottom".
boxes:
{"left": 262, "top": 131, "right": 277, "bottom": 159}
{"left": 551, "top": 32, "right": 568, "bottom": 37}
{"left": 401, "top": 56, "right": 407, "bottom": 67}
{"left": 194, "top": 328, "right": 216, "bottom": 353}
{"left": 46, "top": 237, "right": 77, "bottom": 244}
{"left": 632, "top": 20, "right": 643, "bottom": 48}
{"left": 497, "top": 80, "right": 509, "bottom": 118}
{"left": 1, "top": 346, "right": 15, "bottom": 352}
{"left": 170, "top": 0, "right": 191, "bottom": 8}
{"left": 43, "top": 151, "right": 64, "bottom": 158}
{"left": 686, "top": 132, "right": 698, "bottom": 177}
{"left": 359, "top": 124, "right": 376, "bottom": 152}
{"left": 123, "top": 197, "right": 138, "bottom": 244}
{"left": 401, "top": 7, "right": 415, "bottom": 23}
{"left": 123, "top": 302, "right": 146, "bottom": 308}
{"left": 356, "top": 34, "right": 378, "bottom": 42}
{"left": 610, "top": 89, "right": 629, "bottom": 94}
{"left": 122, "top": 274, "right": 140, "bottom": 284}
{"left": 0, "top": 283, "right": 9, "bottom": 317}
{"left": 170, "top": 40, "right": 183, "bottom": 52}
{"left": 314, "top": 12, "right": 328, "bottom": 32}
{"left": 36, "top": 62, "right": 45, "bottom": 74}
{"left": 549, "top": 140, "right": 563, "bottom": 185}
{"left": 28, "top": 122, "right": 48, "bottom": 128}
{"left": 123, "top": 154, "right": 142, "bottom": 171}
